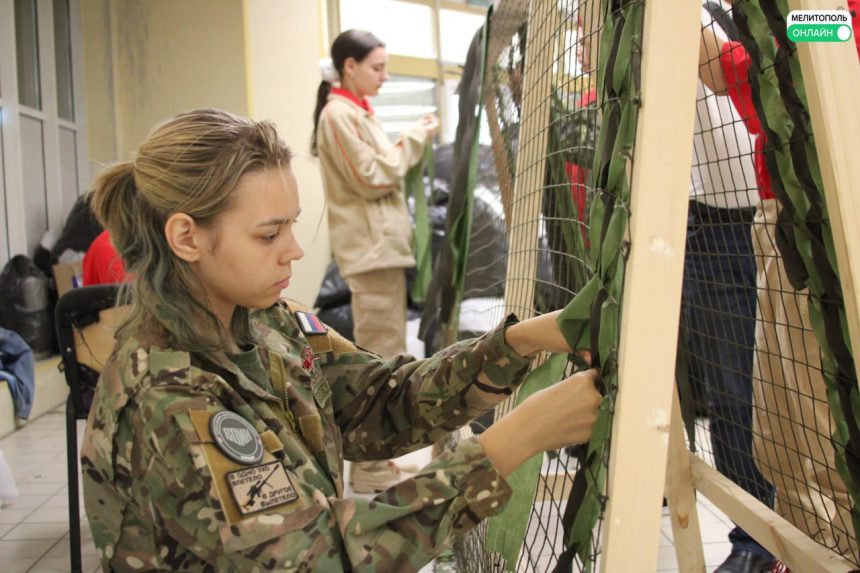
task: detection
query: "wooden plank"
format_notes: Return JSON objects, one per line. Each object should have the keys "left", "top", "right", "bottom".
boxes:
{"left": 664, "top": 390, "right": 705, "bottom": 572}
{"left": 788, "top": 0, "right": 860, "bottom": 389}
{"left": 503, "top": 0, "right": 559, "bottom": 319}
{"left": 691, "top": 456, "right": 855, "bottom": 572}
{"left": 599, "top": 1, "right": 701, "bottom": 571}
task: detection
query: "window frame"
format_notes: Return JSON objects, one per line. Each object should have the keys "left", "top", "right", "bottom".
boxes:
{"left": 0, "top": 0, "right": 88, "bottom": 263}
{"left": 325, "top": 0, "right": 487, "bottom": 144}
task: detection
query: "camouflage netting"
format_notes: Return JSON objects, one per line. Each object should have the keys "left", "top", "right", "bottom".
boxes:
{"left": 683, "top": 0, "right": 859, "bottom": 563}
{"left": 422, "top": 0, "right": 638, "bottom": 570}
{"left": 420, "top": 0, "right": 859, "bottom": 569}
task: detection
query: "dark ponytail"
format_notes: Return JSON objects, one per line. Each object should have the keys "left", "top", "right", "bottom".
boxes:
{"left": 311, "top": 80, "right": 333, "bottom": 156}
{"left": 310, "top": 29, "right": 385, "bottom": 155}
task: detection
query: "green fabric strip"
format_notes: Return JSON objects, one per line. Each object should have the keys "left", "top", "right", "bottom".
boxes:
{"left": 405, "top": 144, "right": 434, "bottom": 303}
{"left": 553, "top": 1, "right": 644, "bottom": 569}
{"left": 485, "top": 353, "right": 569, "bottom": 571}
{"left": 446, "top": 9, "right": 491, "bottom": 343}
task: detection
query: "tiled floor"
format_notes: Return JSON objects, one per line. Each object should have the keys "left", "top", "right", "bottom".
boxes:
{"left": 0, "top": 407, "right": 99, "bottom": 573}
{"left": 0, "top": 405, "right": 735, "bottom": 572}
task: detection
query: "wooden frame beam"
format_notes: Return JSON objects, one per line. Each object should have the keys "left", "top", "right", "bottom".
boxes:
{"left": 691, "top": 456, "right": 856, "bottom": 572}
{"left": 503, "top": 0, "right": 559, "bottom": 319}
{"left": 600, "top": 1, "right": 701, "bottom": 570}
{"left": 664, "top": 390, "right": 705, "bottom": 571}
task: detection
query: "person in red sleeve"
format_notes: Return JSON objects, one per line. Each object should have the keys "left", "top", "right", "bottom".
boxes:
{"left": 82, "top": 229, "right": 127, "bottom": 286}
{"left": 700, "top": 2, "right": 860, "bottom": 566}
{"left": 690, "top": 5, "right": 776, "bottom": 572}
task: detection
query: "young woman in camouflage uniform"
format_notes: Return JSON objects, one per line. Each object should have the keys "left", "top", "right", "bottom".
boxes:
{"left": 81, "top": 108, "right": 601, "bottom": 572}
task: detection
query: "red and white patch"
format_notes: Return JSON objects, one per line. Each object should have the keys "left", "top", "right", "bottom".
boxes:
{"left": 295, "top": 311, "right": 327, "bottom": 335}
{"left": 302, "top": 346, "right": 317, "bottom": 372}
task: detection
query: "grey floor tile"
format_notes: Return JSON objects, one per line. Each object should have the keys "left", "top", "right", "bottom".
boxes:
{"left": 28, "top": 555, "right": 101, "bottom": 572}
{"left": 3, "top": 522, "right": 69, "bottom": 541}
{"left": 2, "top": 557, "right": 40, "bottom": 573}
{"left": 0, "top": 538, "right": 56, "bottom": 559}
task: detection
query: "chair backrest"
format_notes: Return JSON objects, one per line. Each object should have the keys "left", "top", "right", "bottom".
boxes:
{"left": 54, "top": 285, "right": 127, "bottom": 418}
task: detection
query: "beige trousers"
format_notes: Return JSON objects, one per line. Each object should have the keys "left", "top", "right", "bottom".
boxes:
{"left": 751, "top": 198, "right": 855, "bottom": 554}
{"left": 346, "top": 268, "right": 407, "bottom": 358}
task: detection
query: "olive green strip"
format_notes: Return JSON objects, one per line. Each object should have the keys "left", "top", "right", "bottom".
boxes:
{"left": 445, "top": 9, "right": 491, "bottom": 344}
{"left": 404, "top": 144, "right": 434, "bottom": 303}
{"left": 485, "top": 353, "right": 569, "bottom": 571}
{"left": 553, "top": 1, "right": 643, "bottom": 570}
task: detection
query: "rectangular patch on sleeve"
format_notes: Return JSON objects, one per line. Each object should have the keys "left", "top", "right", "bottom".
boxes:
{"left": 295, "top": 311, "right": 328, "bottom": 335}
{"left": 227, "top": 461, "right": 298, "bottom": 516}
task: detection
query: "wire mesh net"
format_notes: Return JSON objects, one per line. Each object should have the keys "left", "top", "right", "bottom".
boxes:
{"left": 445, "top": 0, "right": 617, "bottom": 570}
{"left": 426, "top": 0, "right": 858, "bottom": 570}
{"left": 683, "top": 1, "right": 858, "bottom": 564}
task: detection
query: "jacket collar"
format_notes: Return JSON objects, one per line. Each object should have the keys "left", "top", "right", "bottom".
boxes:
{"left": 330, "top": 87, "right": 374, "bottom": 114}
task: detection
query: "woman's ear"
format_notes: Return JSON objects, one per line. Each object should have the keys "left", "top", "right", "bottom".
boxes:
{"left": 165, "top": 213, "right": 203, "bottom": 262}
{"left": 343, "top": 56, "right": 356, "bottom": 78}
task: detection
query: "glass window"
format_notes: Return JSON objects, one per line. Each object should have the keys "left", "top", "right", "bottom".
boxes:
{"left": 54, "top": 0, "right": 74, "bottom": 120}
{"left": 439, "top": 9, "right": 485, "bottom": 64}
{"left": 0, "top": 111, "right": 7, "bottom": 261}
{"left": 15, "top": 0, "right": 42, "bottom": 110}
{"left": 20, "top": 114, "right": 47, "bottom": 255}
{"left": 58, "top": 127, "right": 78, "bottom": 220}
{"left": 370, "top": 75, "right": 437, "bottom": 141}
{"left": 340, "top": 0, "right": 436, "bottom": 59}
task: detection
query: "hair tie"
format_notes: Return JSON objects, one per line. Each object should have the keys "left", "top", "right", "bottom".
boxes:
{"left": 319, "top": 58, "right": 340, "bottom": 84}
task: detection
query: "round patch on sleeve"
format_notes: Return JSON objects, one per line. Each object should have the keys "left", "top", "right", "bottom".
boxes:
{"left": 210, "top": 411, "right": 264, "bottom": 465}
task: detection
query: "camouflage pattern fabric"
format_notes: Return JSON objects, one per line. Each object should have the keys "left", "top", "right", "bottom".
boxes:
{"left": 81, "top": 300, "right": 531, "bottom": 572}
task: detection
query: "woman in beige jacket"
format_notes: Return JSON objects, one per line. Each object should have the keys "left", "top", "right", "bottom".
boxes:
{"left": 312, "top": 29, "right": 439, "bottom": 493}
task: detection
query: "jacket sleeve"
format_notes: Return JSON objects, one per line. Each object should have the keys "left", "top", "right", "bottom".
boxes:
{"left": 319, "top": 104, "right": 429, "bottom": 200}
{"left": 127, "top": 372, "right": 516, "bottom": 571}
{"left": 719, "top": 40, "right": 761, "bottom": 136}
{"left": 320, "top": 315, "right": 533, "bottom": 460}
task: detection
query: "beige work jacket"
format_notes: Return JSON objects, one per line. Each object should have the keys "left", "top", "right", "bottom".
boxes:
{"left": 316, "top": 93, "right": 428, "bottom": 277}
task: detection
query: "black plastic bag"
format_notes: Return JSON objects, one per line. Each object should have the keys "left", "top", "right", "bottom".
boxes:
{"left": 314, "top": 261, "right": 351, "bottom": 310}
{"left": 317, "top": 305, "right": 355, "bottom": 342}
{"left": 0, "top": 256, "right": 54, "bottom": 359}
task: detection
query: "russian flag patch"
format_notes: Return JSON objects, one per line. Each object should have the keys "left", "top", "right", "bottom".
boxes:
{"left": 295, "top": 311, "right": 328, "bottom": 335}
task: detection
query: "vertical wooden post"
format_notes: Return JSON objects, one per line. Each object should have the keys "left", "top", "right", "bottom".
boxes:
{"left": 599, "top": 1, "right": 701, "bottom": 571}
{"left": 788, "top": 0, "right": 860, "bottom": 386}
{"left": 665, "top": 389, "right": 705, "bottom": 572}
{"left": 504, "top": 0, "right": 560, "bottom": 319}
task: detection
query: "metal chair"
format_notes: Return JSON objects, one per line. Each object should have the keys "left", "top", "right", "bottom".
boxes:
{"left": 54, "top": 285, "right": 123, "bottom": 573}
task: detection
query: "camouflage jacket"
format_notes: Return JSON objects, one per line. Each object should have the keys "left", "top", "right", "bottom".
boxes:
{"left": 81, "top": 300, "right": 531, "bottom": 572}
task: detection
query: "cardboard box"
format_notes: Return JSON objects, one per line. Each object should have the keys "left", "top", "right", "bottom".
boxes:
{"left": 52, "top": 261, "right": 84, "bottom": 297}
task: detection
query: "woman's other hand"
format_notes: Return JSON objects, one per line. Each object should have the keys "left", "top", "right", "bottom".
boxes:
{"left": 477, "top": 368, "right": 602, "bottom": 478}
{"left": 418, "top": 114, "right": 440, "bottom": 138}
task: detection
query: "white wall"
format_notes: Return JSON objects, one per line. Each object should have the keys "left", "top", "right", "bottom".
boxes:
{"left": 244, "top": 0, "right": 330, "bottom": 307}
{"left": 108, "top": 0, "right": 249, "bottom": 159}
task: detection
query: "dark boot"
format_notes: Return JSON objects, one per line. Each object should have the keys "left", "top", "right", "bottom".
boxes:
{"left": 714, "top": 550, "right": 775, "bottom": 573}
